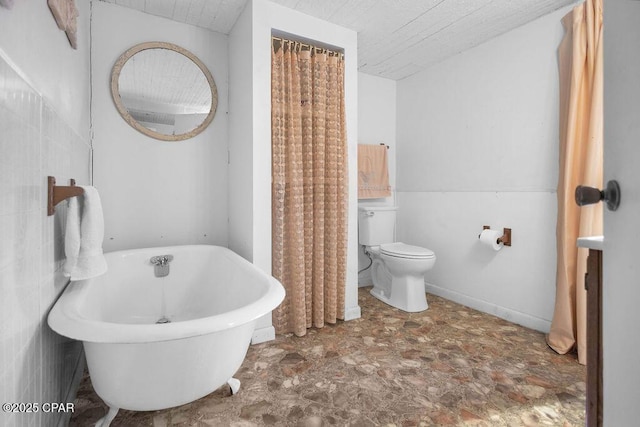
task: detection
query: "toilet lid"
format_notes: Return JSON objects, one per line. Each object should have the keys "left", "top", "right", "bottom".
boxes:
{"left": 380, "top": 242, "right": 435, "bottom": 259}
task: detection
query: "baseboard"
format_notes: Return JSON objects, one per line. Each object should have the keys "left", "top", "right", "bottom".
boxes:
{"left": 344, "top": 304, "right": 361, "bottom": 321}
{"left": 57, "top": 348, "right": 86, "bottom": 427}
{"left": 425, "top": 283, "right": 551, "bottom": 333}
{"left": 251, "top": 325, "right": 276, "bottom": 345}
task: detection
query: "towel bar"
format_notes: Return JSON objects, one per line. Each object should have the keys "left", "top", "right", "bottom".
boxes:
{"left": 47, "top": 176, "right": 84, "bottom": 216}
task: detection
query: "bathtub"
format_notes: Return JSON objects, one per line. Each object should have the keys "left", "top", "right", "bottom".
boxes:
{"left": 48, "top": 245, "right": 285, "bottom": 427}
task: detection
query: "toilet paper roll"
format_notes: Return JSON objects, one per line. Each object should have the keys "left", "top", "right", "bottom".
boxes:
{"left": 479, "top": 229, "right": 503, "bottom": 251}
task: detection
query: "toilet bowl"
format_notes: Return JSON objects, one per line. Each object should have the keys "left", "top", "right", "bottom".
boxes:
{"left": 367, "top": 242, "right": 436, "bottom": 312}
{"left": 358, "top": 206, "right": 436, "bottom": 313}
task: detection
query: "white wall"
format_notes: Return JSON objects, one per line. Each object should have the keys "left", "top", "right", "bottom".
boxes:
{"left": 228, "top": 0, "right": 361, "bottom": 342}
{"left": 228, "top": 0, "right": 254, "bottom": 263}
{"left": 396, "top": 6, "right": 574, "bottom": 332}
{"left": 91, "top": 2, "right": 229, "bottom": 252}
{"left": 0, "top": 1, "right": 91, "bottom": 134}
{"left": 358, "top": 73, "right": 397, "bottom": 197}
{"left": 357, "top": 73, "right": 397, "bottom": 284}
{"left": 0, "top": 1, "right": 91, "bottom": 426}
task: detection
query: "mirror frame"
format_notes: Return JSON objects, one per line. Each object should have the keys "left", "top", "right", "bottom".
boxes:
{"left": 110, "top": 41, "right": 218, "bottom": 141}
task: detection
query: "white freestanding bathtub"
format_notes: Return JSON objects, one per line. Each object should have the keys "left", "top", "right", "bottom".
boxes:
{"left": 48, "top": 245, "right": 285, "bottom": 427}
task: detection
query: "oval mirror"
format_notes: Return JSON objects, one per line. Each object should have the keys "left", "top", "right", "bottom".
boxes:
{"left": 111, "top": 42, "right": 218, "bottom": 141}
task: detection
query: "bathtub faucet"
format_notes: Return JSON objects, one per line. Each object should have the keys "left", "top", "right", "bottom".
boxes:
{"left": 150, "top": 255, "right": 174, "bottom": 277}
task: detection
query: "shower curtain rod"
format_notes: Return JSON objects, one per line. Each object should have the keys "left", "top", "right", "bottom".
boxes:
{"left": 271, "top": 36, "right": 344, "bottom": 58}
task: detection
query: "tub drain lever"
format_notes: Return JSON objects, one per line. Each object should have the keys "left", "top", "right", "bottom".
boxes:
{"left": 150, "top": 255, "right": 174, "bottom": 277}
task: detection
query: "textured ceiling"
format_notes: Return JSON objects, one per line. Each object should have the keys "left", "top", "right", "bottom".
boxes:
{"left": 100, "top": 0, "right": 577, "bottom": 80}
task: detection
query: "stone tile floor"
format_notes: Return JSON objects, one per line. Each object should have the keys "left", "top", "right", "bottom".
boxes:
{"left": 70, "top": 288, "right": 585, "bottom": 426}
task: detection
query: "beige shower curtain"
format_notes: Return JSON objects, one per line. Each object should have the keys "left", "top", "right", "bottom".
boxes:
{"left": 547, "top": 0, "right": 603, "bottom": 365}
{"left": 271, "top": 39, "right": 347, "bottom": 337}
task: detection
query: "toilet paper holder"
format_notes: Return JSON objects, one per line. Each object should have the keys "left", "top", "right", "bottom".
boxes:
{"left": 480, "top": 225, "right": 512, "bottom": 246}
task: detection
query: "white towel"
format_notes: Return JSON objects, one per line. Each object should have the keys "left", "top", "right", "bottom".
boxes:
{"left": 63, "top": 186, "right": 107, "bottom": 281}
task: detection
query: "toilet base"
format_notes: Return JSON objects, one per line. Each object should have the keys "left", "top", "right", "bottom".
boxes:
{"left": 370, "top": 277, "right": 428, "bottom": 313}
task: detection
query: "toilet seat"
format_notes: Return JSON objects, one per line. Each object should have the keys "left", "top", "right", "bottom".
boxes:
{"left": 380, "top": 242, "right": 434, "bottom": 259}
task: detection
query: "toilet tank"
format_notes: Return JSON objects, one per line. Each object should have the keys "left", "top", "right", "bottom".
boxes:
{"left": 358, "top": 206, "right": 397, "bottom": 246}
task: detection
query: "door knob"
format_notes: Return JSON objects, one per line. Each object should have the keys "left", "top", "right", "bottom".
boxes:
{"left": 575, "top": 180, "right": 621, "bottom": 211}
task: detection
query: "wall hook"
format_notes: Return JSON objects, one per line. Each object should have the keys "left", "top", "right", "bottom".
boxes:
{"left": 47, "top": 176, "right": 83, "bottom": 216}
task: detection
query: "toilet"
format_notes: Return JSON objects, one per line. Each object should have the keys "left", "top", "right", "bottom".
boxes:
{"left": 358, "top": 206, "right": 436, "bottom": 312}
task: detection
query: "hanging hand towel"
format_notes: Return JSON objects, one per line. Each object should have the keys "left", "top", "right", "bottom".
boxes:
{"left": 358, "top": 144, "right": 391, "bottom": 199}
{"left": 62, "top": 186, "right": 107, "bottom": 281}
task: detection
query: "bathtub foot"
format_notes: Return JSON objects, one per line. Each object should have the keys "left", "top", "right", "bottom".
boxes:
{"left": 227, "top": 377, "right": 241, "bottom": 395}
{"left": 95, "top": 406, "right": 119, "bottom": 427}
